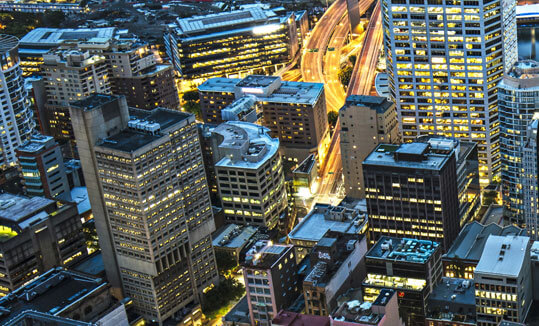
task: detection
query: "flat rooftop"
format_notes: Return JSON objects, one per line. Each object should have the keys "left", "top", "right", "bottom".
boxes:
{"left": 17, "top": 134, "right": 55, "bottom": 153}
{"left": 236, "top": 75, "right": 280, "bottom": 88}
{"left": 0, "top": 192, "right": 54, "bottom": 225}
{"left": 272, "top": 311, "right": 330, "bottom": 326}
{"left": 97, "top": 108, "right": 192, "bottom": 153}
{"left": 212, "top": 121, "right": 279, "bottom": 169}
{"left": 363, "top": 142, "right": 452, "bottom": 171}
{"left": 173, "top": 6, "right": 275, "bottom": 36}
{"left": 367, "top": 237, "right": 439, "bottom": 264}
{"left": 293, "top": 154, "right": 316, "bottom": 175}
{"left": 444, "top": 221, "right": 526, "bottom": 263}
{"left": 333, "top": 290, "right": 395, "bottom": 325}
{"left": 20, "top": 27, "right": 117, "bottom": 47}
{"left": 475, "top": 235, "right": 530, "bottom": 278}
{"left": 70, "top": 93, "right": 120, "bottom": 111}
{"left": 342, "top": 95, "right": 393, "bottom": 114}
{"left": 212, "top": 224, "right": 257, "bottom": 249}
{"left": 288, "top": 203, "right": 366, "bottom": 243}
{"left": 426, "top": 277, "right": 475, "bottom": 323}
{"left": 0, "top": 268, "right": 106, "bottom": 325}
{"left": 242, "top": 242, "right": 291, "bottom": 269}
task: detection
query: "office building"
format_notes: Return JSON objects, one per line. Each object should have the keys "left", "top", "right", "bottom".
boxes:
{"left": 332, "top": 289, "right": 403, "bottom": 326}
{"left": 241, "top": 241, "right": 299, "bottom": 326}
{"left": 363, "top": 139, "right": 460, "bottom": 250}
{"left": 362, "top": 237, "right": 442, "bottom": 326}
{"left": 0, "top": 2, "right": 85, "bottom": 14}
{"left": 206, "top": 122, "right": 287, "bottom": 230}
{"left": 339, "top": 95, "right": 399, "bottom": 198}
{"left": 198, "top": 75, "right": 328, "bottom": 163}
{"left": 499, "top": 61, "right": 539, "bottom": 224}
{"left": 425, "top": 277, "right": 476, "bottom": 326}
{"left": 0, "top": 193, "right": 87, "bottom": 296}
{"left": 382, "top": 0, "right": 518, "bottom": 184}
{"left": 16, "top": 134, "right": 71, "bottom": 200}
{"left": 104, "top": 40, "right": 179, "bottom": 111}
{"left": 523, "top": 115, "right": 539, "bottom": 239}
{"left": 443, "top": 221, "right": 525, "bottom": 279}
{"left": 303, "top": 232, "right": 368, "bottom": 316}
{"left": 294, "top": 10, "right": 309, "bottom": 48}
{"left": 212, "top": 224, "right": 258, "bottom": 264}
{"left": 474, "top": 235, "right": 532, "bottom": 326}
{"left": 69, "top": 94, "right": 218, "bottom": 322}
{"left": 164, "top": 6, "right": 298, "bottom": 86}
{"left": 42, "top": 50, "right": 111, "bottom": 156}
{"left": 0, "top": 35, "right": 35, "bottom": 170}
{"left": 221, "top": 95, "right": 260, "bottom": 123}
{"left": 288, "top": 203, "right": 368, "bottom": 263}
{"left": 0, "top": 267, "right": 129, "bottom": 326}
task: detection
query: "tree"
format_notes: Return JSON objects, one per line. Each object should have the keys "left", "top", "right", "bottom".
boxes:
{"left": 183, "top": 90, "right": 199, "bottom": 102}
{"left": 202, "top": 277, "right": 245, "bottom": 319}
{"left": 338, "top": 66, "right": 353, "bottom": 88}
{"left": 483, "top": 191, "right": 498, "bottom": 206}
{"left": 328, "top": 110, "right": 339, "bottom": 129}
{"left": 183, "top": 101, "right": 201, "bottom": 120}
{"left": 349, "top": 55, "right": 357, "bottom": 66}
{"left": 215, "top": 250, "right": 238, "bottom": 274}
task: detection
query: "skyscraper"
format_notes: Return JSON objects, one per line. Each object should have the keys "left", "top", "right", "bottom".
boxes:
{"left": 523, "top": 115, "right": 539, "bottom": 240}
{"left": 382, "top": 0, "right": 517, "bottom": 185}
{"left": 0, "top": 35, "right": 34, "bottom": 169}
{"left": 499, "top": 61, "right": 539, "bottom": 224}
{"left": 70, "top": 94, "right": 218, "bottom": 322}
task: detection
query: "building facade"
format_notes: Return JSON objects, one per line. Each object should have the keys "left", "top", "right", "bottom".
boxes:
{"left": 381, "top": 0, "right": 518, "bottom": 184}
{"left": 164, "top": 6, "right": 298, "bottom": 86}
{"left": 16, "top": 134, "right": 71, "bottom": 200}
{"left": 363, "top": 140, "right": 460, "bottom": 251}
{"left": 0, "top": 193, "right": 87, "bottom": 296}
{"left": 474, "top": 235, "right": 532, "bottom": 326}
{"left": 207, "top": 121, "right": 287, "bottom": 230}
{"left": 339, "top": 95, "right": 400, "bottom": 199}
{"left": 198, "top": 75, "right": 328, "bottom": 163}
{"left": 69, "top": 94, "right": 218, "bottom": 322}
{"left": 498, "top": 61, "right": 539, "bottom": 224}
{"left": 242, "top": 242, "right": 299, "bottom": 326}
{"left": 0, "top": 35, "right": 35, "bottom": 170}
{"left": 362, "top": 237, "right": 442, "bottom": 326}
{"left": 523, "top": 116, "right": 539, "bottom": 240}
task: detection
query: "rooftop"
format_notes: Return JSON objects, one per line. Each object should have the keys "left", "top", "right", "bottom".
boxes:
{"left": 288, "top": 203, "right": 367, "bottom": 244}
{"left": 444, "top": 221, "right": 526, "bottom": 262}
{"left": 363, "top": 142, "right": 453, "bottom": 171}
{"left": 0, "top": 268, "right": 106, "bottom": 325}
{"left": 212, "top": 224, "right": 257, "bottom": 249}
{"left": 272, "top": 310, "right": 330, "bottom": 326}
{"left": 426, "top": 277, "right": 475, "bottom": 324}
{"left": 211, "top": 122, "right": 279, "bottom": 169}
{"left": 97, "top": 108, "right": 192, "bottom": 153}
{"left": 72, "top": 252, "right": 105, "bottom": 277}
{"left": 0, "top": 193, "right": 55, "bottom": 239}
{"left": 70, "top": 187, "right": 91, "bottom": 216}
{"left": 173, "top": 6, "right": 275, "bottom": 36}
{"left": 333, "top": 290, "right": 395, "bottom": 325}
{"left": 17, "top": 134, "right": 56, "bottom": 154}
{"left": 236, "top": 75, "right": 280, "bottom": 88}
{"left": 70, "top": 93, "right": 120, "bottom": 111}
{"left": 223, "top": 295, "right": 251, "bottom": 325}
{"left": 242, "top": 241, "right": 292, "bottom": 269}
{"left": 19, "top": 27, "right": 117, "bottom": 47}
{"left": 475, "top": 235, "right": 530, "bottom": 278}
{"left": 293, "top": 154, "right": 316, "bottom": 175}
{"left": 0, "top": 34, "right": 18, "bottom": 54}
{"left": 367, "top": 237, "right": 439, "bottom": 264}
{"left": 342, "top": 95, "right": 393, "bottom": 114}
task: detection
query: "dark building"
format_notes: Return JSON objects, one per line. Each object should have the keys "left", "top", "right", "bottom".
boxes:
{"left": 362, "top": 237, "right": 442, "bottom": 326}
{"left": 425, "top": 277, "right": 476, "bottom": 326}
{"left": 0, "top": 193, "right": 87, "bottom": 296}
{"left": 442, "top": 222, "right": 526, "bottom": 279}
{"left": 363, "top": 139, "right": 461, "bottom": 251}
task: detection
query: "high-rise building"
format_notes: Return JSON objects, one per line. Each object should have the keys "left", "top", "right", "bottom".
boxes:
{"left": 206, "top": 121, "right": 287, "bottom": 230}
{"left": 339, "top": 95, "right": 400, "bottom": 198}
{"left": 42, "top": 50, "right": 111, "bottom": 156}
{"left": 69, "top": 94, "right": 218, "bottom": 322}
{"left": 198, "top": 75, "right": 328, "bottom": 163}
{"left": 363, "top": 140, "right": 460, "bottom": 251}
{"left": 362, "top": 237, "right": 442, "bottom": 326}
{"left": 104, "top": 41, "right": 179, "bottom": 111}
{"left": 16, "top": 134, "right": 71, "bottom": 200}
{"left": 0, "top": 35, "right": 35, "bottom": 170}
{"left": 0, "top": 193, "right": 87, "bottom": 296}
{"left": 382, "top": 0, "right": 518, "bottom": 184}
{"left": 499, "top": 61, "right": 539, "bottom": 224}
{"left": 474, "top": 235, "right": 532, "bottom": 326}
{"left": 164, "top": 6, "right": 298, "bottom": 87}
{"left": 523, "top": 115, "right": 539, "bottom": 239}
{"left": 241, "top": 241, "right": 299, "bottom": 326}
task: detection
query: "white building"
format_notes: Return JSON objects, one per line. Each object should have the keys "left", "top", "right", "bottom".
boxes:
{"left": 499, "top": 61, "right": 539, "bottom": 224}
{"left": 0, "top": 35, "right": 35, "bottom": 169}
{"left": 382, "top": 0, "right": 518, "bottom": 185}
{"left": 474, "top": 235, "right": 532, "bottom": 326}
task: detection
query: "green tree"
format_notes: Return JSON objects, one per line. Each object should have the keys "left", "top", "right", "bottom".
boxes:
{"left": 183, "top": 90, "right": 199, "bottom": 102}
{"left": 338, "top": 66, "right": 353, "bottom": 88}
{"left": 483, "top": 190, "right": 498, "bottom": 206}
{"left": 328, "top": 110, "right": 339, "bottom": 129}
{"left": 184, "top": 101, "right": 201, "bottom": 120}
{"left": 202, "top": 277, "right": 245, "bottom": 319}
